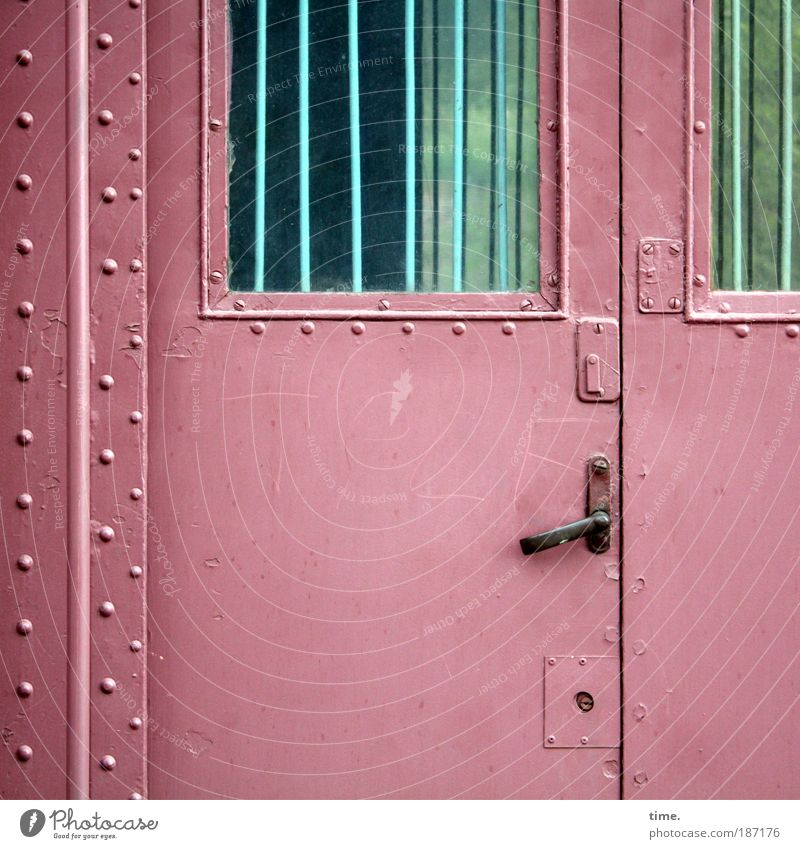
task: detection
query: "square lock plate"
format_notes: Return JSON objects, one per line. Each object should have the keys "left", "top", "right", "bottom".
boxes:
{"left": 543, "top": 655, "right": 620, "bottom": 748}
{"left": 638, "top": 238, "right": 684, "bottom": 313}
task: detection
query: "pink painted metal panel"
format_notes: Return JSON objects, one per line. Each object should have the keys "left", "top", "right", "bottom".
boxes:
{"left": 621, "top": 0, "right": 800, "bottom": 799}
{"left": 145, "top": 0, "right": 622, "bottom": 798}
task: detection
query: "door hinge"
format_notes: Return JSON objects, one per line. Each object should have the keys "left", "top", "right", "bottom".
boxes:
{"left": 576, "top": 319, "right": 620, "bottom": 403}
{"left": 638, "top": 238, "right": 684, "bottom": 313}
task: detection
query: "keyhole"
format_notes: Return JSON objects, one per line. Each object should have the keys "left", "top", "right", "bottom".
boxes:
{"left": 575, "top": 691, "right": 594, "bottom": 713}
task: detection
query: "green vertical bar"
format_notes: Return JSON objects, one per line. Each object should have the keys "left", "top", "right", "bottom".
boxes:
{"left": 731, "top": 0, "right": 743, "bottom": 291}
{"left": 779, "top": 0, "right": 793, "bottom": 290}
{"left": 299, "top": 0, "right": 311, "bottom": 291}
{"left": 452, "top": 0, "right": 464, "bottom": 292}
{"left": 405, "top": 0, "right": 415, "bottom": 291}
{"left": 495, "top": 0, "right": 508, "bottom": 291}
{"left": 348, "top": 0, "right": 363, "bottom": 292}
{"left": 532, "top": 0, "right": 539, "bottom": 287}
{"left": 254, "top": 1, "right": 267, "bottom": 292}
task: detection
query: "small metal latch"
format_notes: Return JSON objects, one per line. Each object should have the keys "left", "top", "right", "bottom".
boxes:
{"left": 576, "top": 319, "right": 620, "bottom": 402}
{"left": 638, "top": 238, "right": 684, "bottom": 313}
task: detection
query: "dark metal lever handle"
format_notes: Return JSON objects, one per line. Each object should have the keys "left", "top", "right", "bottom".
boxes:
{"left": 519, "top": 510, "right": 611, "bottom": 556}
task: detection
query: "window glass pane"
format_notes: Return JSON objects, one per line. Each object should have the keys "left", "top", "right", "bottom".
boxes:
{"left": 228, "top": 1, "right": 540, "bottom": 293}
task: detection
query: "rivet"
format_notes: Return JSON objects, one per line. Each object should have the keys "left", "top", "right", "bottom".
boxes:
{"left": 17, "top": 554, "right": 34, "bottom": 572}
{"left": 17, "top": 492, "right": 33, "bottom": 509}
{"left": 130, "top": 334, "right": 144, "bottom": 348}
{"left": 99, "top": 374, "right": 114, "bottom": 390}
{"left": 502, "top": 322, "right": 516, "bottom": 335}
{"left": 578, "top": 657, "right": 587, "bottom": 666}
{"left": 16, "top": 173, "right": 32, "bottom": 190}
{"left": 668, "top": 242, "right": 682, "bottom": 255}
{"left": 130, "top": 410, "right": 142, "bottom": 423}
{"left": 734, "top": 324, "right": 750, "bottom": 338}
{"left": 130, "top": 639, "right": 143, "bottom": 652}
{"left": 351, "top": 321, "right": 365, "bottom": 335}
{"left": 16, "top": 49, "right": 33, "bottom": 66}
{"left": 640, "top": 296, "right": 654, "bottom": 310}
{"left": 594, "top": 323, "right": 604, "bottom": 334}
{"left": 17, "top": 429, "right": 33, "bottom": 445}
{"left": 233, "top": 299, "right": 246, "bottom": 310}
{"left": 129, "top": 717, "right": 143, "bottom": 730}
{"left": 97, "top": 33, "right": 113, "bottom": 49}
{"left": 668, "top": 296, "right": 682, "bottom": 310}
{"left": 546, "top": 119, "right": 557, "bottom": 132}
{"left": 101, "top": 186, "right": 117, "bottom": 203}
{"left": 16, "top": 619, "right": 33, "bottom": 636}
{"left": 17, "top": 111, "right": 33, "bottom": 128}
{"left": 100, "top": 677, "right": 117, "bottom": 694}
{"left": 632, "top": 639, "right": 647, "bottom": 655}
{"left": 16, "top": 745, "right": 33, "bottom": 762}
{"left": 718, "top": 301, "right": 731, "bottom": 314}
{"left": 130, "top": 565, "right": 143, "bottom": 578}
{"left": 546, "top": 272, "right": 559, "bottom": 288}
{"left": 129, "top": 148, "right": 142, "bottom": 160}
{"left": 102, "top": 258, "right": 118, "bottom": 275}
{"left": 18, "top": 301, "right": 34, "bottom": 317}
{"left": 98, "top": 601, "right": 115, "bottom": 617}
{"left": 99, "top": 755, "right": 116, "bottom": 771}
{"left": 129, "top": 793, "right": 143, "bottom": 800}
{"left": 98, "top": 525, "right": 115, "bottom": 542}
{"left": 693, "top": 120, "right": 706, "bottom": 134}
{"left": 520, "top": 299, "right": 534, "bottom": 311}
{"left": 547, "top": 657, "right": 556, "bottom": 666}
{"left": 130, "top": 186, "right": 143, "bottom": 200}
{"left": 99, "top": 448, "right": 115, "bottom": 464}
{"left": 130, "top": 258, "right": 143, "bottom": 272}
{"left": 587, "top": 354, "right": 599, "bottom": 365}
{"left": 546, "top": 735, "right": 556, "bottom": 744}
{"left": 402, "top": 322, "right": 415, "bottom": 334}
{"left": 452, "top": 322, "right": 466, "bottom": 335}
{"left": 301, "top": 321, "right": 315, "bottom": 335}
{"left": 580, "top": 736, "right": 589, "bottom": 745}
{"left": 129, "top": 0, "right": 142, "bottom": 7}
{"left": 250, "top": 321, "right": 265, "bottom": 334}
{"left": 98, "top": 109, "right": 114, "bottom": 125}
{"left": 17, "top": 681, "right": 34, "bottom": 698}
{"left": 641, "top": 242, "right": 654, "bottom": 255}
{"left": 633, "top": 770, "right": 648, "bottom": 786}
{"left": 633, "top": 703, "right": 648, "bottom": 721}
{"left": 130, "top": 487, "right": 143, "bottom": 500}
{"left": 209, "top": 118, "right": 222, "bottom": 131}
{"left": 693, "top": 274, "right": 706, "bottom": 287}
{"left": 16, "top": 238, "right": 33, "bottom": 255}
{"left": 17, "top": 365, "right": 33, "bottom": 381}
{"left": 129, "top": 72, "right": 142, "bottom": 85}
{"left": 378, "top": 299, "right": 391, "bottom": 310}
{"left": 786, "top": 324, "right": 800, "bottom": 338}
{"left": 209, "top": 270, "right": 223, "bottom": 284}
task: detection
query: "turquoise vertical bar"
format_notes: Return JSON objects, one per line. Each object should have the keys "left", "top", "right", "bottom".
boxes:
{"left": 495, "top": 0, "right": 508, "bottom": 291}
{"left": 779, "top": 0, "right": 793, "bottom": 290}
{"left": 452, "top": 0, "right": 464, "bottom": 292}
{"left": 405, "top": 0, "right": 416, "bottom": 291}
{"left": 254, "top": 0, "right": 267, "bottom": 292}
{"left": 348, "top": 0, "right": 363, "bottom": 292}
{"left": 299, "top": 0, "right": 311, "bottom": 291}
{"left": 731, "top": 0, "right": 743, "bottom": 291}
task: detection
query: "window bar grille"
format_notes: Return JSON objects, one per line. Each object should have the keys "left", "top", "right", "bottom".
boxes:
{"left": 254, "top": 0, "right": 267, "bottom": 292}
{"left": 405, "top": 0, "right": 416, "bottom": 291}
{"left": 432, "top": 2, "right": 440, "bottom": 291}
{"left": 514, "top": 0, "right": 525, "bottom": 289}
{"left": 299, "top": 0, "right": 311, "bottom": 291}
{"left": 349, "top": 0, "right": 363, "bottom": 292}
{"left": 779, "top": 0, "right": 793, "bottom": 291}
{"left": 731, "top": 0, "right": 743, "bottom": 292}
{"left": 452, "top": 0, "right": 465, "bottom": 292}
{"left": 495, "top": 0, "right": 509, "bottom": 291}
{"left": 746, "top": 0, "right": 755, "bottom": 289}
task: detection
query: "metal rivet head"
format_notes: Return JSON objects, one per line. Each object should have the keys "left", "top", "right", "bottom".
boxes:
{"left": 250, "top": 322, "right": 265, "bottom": 334}
{"left": 668, "top": 242, "right": 682, "bottom": 255}
{"left": 209, "top": 118, "right": 222, "bottom": 131}
{"left": 130, "top": 186, "right": 143, "bottom": 200}
{"left": 719, "top": 301, "right": 731, "bottom": 314}
{"left": 547, "top": 657, "right": 556, "bottom": 666}
{"left": 98, "top": 525, "right": 115, "bottom": 542}
{"left": 99, "top": 755, "right": 116, "bottom": 771}
{"left": 98, "top": 109, "right": 114, "bottom": 125}
{"left": 734, "top": 324, "right": 750, "bottom": 338}
{"left": 209, "top": 270, "right": 224, "bottom": 284}
{"left": 17, "top": 429, "right": 33, "bottom": 445}
{"left": 98, "top": 601, "right": 115, "bottom": 617}
{"left": 578, "top": 657, "right": 587, "bottom": 666}
{"left": 580, "top": 736, "right": 589, "bottom": 745}
{"left": 668, "top": 296, "right": 682, "bottom": 310}
{"left": 99, "top": 448, "right": 115, "bottom": 464}
{"left": 16, "top": 619, "right": 33, "bottom": 636}
{"left": 17, "top": 681, "right": 34, "bottom": 698}
{"left": 378, "top": 299, "right": 391, "bottom": 310}
{"left": 520, "top": 299, "right": 534, "bottom": 311}
{"left": 301, "top": 321, "right": 315, "bottom": 335}
{"left": 16, "top": 745, "right": 33, "bottom": 762}
{"left": 633, "top": 770, "right": 648, "bottom": 786}
{"left": 16, "top": 173, "right": 32, "bottom": 190}
{"left": 129, "top": 0, "right": 142, "bottom": 7}
{"left": 17, "top": 554, "right": 34, "bottom": 572}
{"left": 17, "top": 492, "right": 33, "bottom": 509}
{"left": 641, "top": 242, "right": 654, "bottom": 255}
{"left": 786, "top": 324, "right": 800, "bottom": 338}
{"left": 546, "top": 735, "right": 556, "bottom": 744}
{"left": 18, "top": 301, "right": 34, "bottom": 317}
{"left": 546, "top": 119, "right": 557, "bottom": 132}
{"left": 16, "top": 238, "right": 33, "bottom": 255}
{"left": 97, "top": 33, "right": 113, "bottom": 49}
{"left": 130, "top": 565, "right": 143, "bottom": 578}
{"left": 129, "top": 72, "right": 142, "bottom": 85}
{"left": 351, "top": 321, "right": 365, "bottom": 335}
{"left": 101, "top": 186, "right": 117, "bottom": 203}
{"left": 17, "top": 365, "right": 33, "bottom": 381}
{"left": 502, "top": 322, "right": 516, "bottom": 335}
{"left": 402, "top": 322, "right": 415, "bottom": 334}
{"left": 452, "top": 322, "right": 466, "bottom": 335}
{"left": 233, "top": 299, "right": 246, "bottom": 310}
{"left": 130, "top": 410, "right": 142, "bottom": 423}
{"left": 129, "top": 148, "right": 142, "bottom": 160}
{"left": 546, "top": 272, "right": 559, "bottom": 288}
{"left": 129, "top": 793, "right": 143, "bottom": 800}
{"left": 130, "top": 258, "right": 143, "bottom": 272}
{"left": 16, "top": 49, "right": 33, "bottom": 66}
{"left": 100, "top": 677, "right": 117, "bottom": 694}
{"left": 130, "top": 639, "right": 143, "bottom": 652}
{"left": 99, "top": 374, "right": 114, "bottom": 390}
{"left": 693, "top": 274, "right": 707, "bottom": 287}
{"left": 129, "top": 717, "right": 143, "bottom": 730}
{"left": 640, "top": 296, "right": 654, "bottom": 310}
{"left": 130, "top": 334, "right": 143, "bottom": 348}
{"left": 102, "top": 258, "right": 118, "bottom": 275}
{"left": 17, "top": 111, "right": 33, "bottom": 128}
{"left": 587, "top": 354, "right": 599, "bottom": 365}
{"left": 693, "top": 120, "right": 706, "bottom": 134}
{"left": 130, "top": 487, "right": 143, "bottom": 500}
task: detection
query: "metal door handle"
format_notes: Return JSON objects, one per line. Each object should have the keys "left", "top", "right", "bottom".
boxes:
{"left": 519, "top": 510, "right": 610, "bottom": 555}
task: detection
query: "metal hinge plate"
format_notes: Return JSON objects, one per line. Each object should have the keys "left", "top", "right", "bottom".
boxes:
{"left": 638, "top": 238, "right": 684, "bottom": 313}
{"left": 576, "top": 319, "right": 620, "bottom": 402}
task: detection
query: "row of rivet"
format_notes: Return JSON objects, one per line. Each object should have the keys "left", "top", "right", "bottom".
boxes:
{"left": 262, "top": 321, "right": 519, "bottom": 336}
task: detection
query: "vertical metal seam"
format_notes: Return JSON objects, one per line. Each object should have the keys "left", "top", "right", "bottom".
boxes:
{"left": 65, "top": 0, "right": 91, "bottom": 801}
{"left": 557, "top": 0, "right": 569, "bottom": 312}
{"left": 254, "top": 0, "right": 268, "bottom": 292}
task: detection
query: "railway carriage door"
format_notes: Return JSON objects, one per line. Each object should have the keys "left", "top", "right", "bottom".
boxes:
{"left": 145, "top": 0, "right": 623, "bottom": 798}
